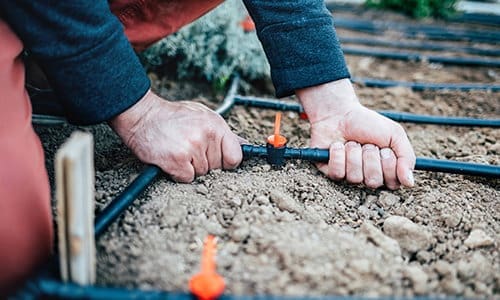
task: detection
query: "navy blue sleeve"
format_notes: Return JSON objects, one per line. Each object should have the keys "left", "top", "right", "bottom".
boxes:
{"left": 0, "top": 1, "right": 150, "bottom": 125}
{"left": 243, "top": 0, "right": 350, "bottom": 98}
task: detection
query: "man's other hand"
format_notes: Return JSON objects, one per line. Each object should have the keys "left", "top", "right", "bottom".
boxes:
{"left": 297, "top": 79, "right": 416, "bottom": 190}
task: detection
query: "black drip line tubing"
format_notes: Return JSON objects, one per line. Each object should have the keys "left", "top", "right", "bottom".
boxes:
{"left": 351, "top": 77, "right": 500, "bottom": 92}
{"left": 324, "top": 2, "right": 500, "bottom": 27}
{"left": 233, "top": 95, "right": 500, "bottom": 128}
{"left": 340, "top": 37, "right": 500, "bottom": 57}
{"left": 33, "top": 76, "right": 500, "bottom": 299}
{"left": 333, "top": 17, "right": 500, "bottom": 43}
{"left": 341, "top": 46, "right": 500, "bottom": 67}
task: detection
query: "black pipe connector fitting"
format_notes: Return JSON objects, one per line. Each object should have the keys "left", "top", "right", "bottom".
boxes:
{"left": 266, "top": 143, "right": 287, "bottom": 167}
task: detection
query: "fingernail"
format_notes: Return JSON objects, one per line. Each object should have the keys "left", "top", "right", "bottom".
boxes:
{"left": 331, "top": 142, "right": 344, "bottom": 150}
{"left": 363, "top": 144, "right": 376, "bottom": 150}
{"left": 407, "top": 172, "right": 415, "bottom": 187}
{"left": 380, "top": 148, "right": 392, "bottom": 159}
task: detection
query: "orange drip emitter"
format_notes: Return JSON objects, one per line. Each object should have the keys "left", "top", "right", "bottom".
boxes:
{"left": 189, "top": 235, "right": 225, "bottom": 300}
{"left": 266, "top": 112, "right": 288, "bottom": 166}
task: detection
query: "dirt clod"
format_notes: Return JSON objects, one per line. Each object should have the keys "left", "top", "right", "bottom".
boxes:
{"left": 464, "top": 229, "right": 495, "bottom": 249}
{"left": 383, "top": 216, "right": 432, "bottom": 255}
{"left": 377, "top": 192, "right": 400, "bottom": 210}
{"left": 404, "top": 265, "right": 429, "bottom": 295}
{"left": 359, "top": 221, "right": 401, "bottom": 257}
{"left": 269, "top": 190, "right": 300, "bottom": 213}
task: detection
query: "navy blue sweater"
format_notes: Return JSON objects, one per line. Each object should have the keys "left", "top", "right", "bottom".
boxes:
{"left": 0, "top": 1, "right": 349, "bottom": 125}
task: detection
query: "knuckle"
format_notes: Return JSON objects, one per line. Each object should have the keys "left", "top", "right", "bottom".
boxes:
{"left": 224, "top": 152, "right": 242, "bottom": 169}
{"left": 173, "top": 171, "right": 195, "bottom": 183}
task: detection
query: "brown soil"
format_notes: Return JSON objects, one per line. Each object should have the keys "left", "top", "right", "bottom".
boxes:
{"left": 35, "top": 7, "right": 499, "bottom": 299}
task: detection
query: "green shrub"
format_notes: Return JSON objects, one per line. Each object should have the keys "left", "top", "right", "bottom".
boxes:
{"left": 140, "top": 0, "right": 269, "bottom": 87}
{"left": 365, "top": 0, "right": 458, "bottom": 19}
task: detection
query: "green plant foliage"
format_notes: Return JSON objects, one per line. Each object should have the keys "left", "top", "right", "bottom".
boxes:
{"left": 365, "top": 0, "right": 458, "bottom": 19}
{"left": 140, "top": 0, "right": 269, "bottom": 87}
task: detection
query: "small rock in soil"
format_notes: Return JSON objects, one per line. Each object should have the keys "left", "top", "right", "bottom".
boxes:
{"left": 377, "top": 192, "right": 400, "bottom": 210}
{"left": 195, "top": 184, "right": 209, "bottom": 195}
{"left": 440, "top": 276, "right": 463, "bottom": 295}
{"left": 228, "top": 196, "right": 243, "bottom": 207}
{"left": 349, "top": 258, "right": 371, "bottom": 275}
{"left": 269, "top": 190, "right": 299, "bottom": 213}
{"left": 254, "top": 194, "right": 269, "bottom": 205}
{"left": 383, "top": 216, "right": 432, "bottom": 255}
{"left": 441, "top": 212, "right": 462, "bottom": 228}
{"left": 231, "top": 226, "right": 250, "bottom": 242}
{"left": 434, "top": 260, "right": 456, "bottom": 278}
{"left": 404, "top": 265, "right": 429, "bottom": 295}
{"left": 359, "top": 222, "right": 401, "bottom": 257}
{"left": 464, "top": 229, "right": 494, "bottom": 249}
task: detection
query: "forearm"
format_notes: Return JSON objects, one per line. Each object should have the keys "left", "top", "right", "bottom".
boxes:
{"left": 242, "top": 0, "right": 350, "bottom": 98}
{"left": 0, "top": 1, "right": 150, "bottom": 125}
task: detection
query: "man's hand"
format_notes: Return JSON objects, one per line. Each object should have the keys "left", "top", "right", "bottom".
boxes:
{"left": 110, "top": 90, "right": 243, "bottom": 183}
{"left": 296, "top": 79, "right": 415, "bottom": 190}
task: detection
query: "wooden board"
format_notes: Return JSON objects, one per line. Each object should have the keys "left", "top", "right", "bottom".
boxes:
{"left": 55, "top": 131, "right": 96, "bottom": 285}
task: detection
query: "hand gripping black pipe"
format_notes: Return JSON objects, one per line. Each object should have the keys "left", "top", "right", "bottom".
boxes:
{"left": 94, "top": 76, "right": 241, "bottom": 237}
{"left": 241, "top": 145, "right": 500, "bottom": 178}
{"left": 234, "top": 95, "right": 500, "bottom": 128}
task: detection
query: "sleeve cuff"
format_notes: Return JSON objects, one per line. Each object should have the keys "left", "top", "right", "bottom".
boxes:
{"left": 257, "top": 16, "right": 350, "bottom": 98}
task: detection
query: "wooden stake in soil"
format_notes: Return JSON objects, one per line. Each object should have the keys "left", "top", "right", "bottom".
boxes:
{"left": 55, "top": 131, "right": 96, "bottom": 285}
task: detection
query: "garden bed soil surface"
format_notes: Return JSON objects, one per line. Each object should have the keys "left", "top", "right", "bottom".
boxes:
{"left": 36, "top": 7, "right": 499, "bottom": 298}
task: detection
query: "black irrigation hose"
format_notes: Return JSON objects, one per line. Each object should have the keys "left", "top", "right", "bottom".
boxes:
{"left": 334, "top": 17, "right": 500, "bottom": 43}
{"left": 234, "top": 95, "right": 304, "bottom": 113}
{"left": 342, "top": 46, "right": 500, "bottom": 67}
{"left": 351, "top": 77, "right": 500, "bottom": 91}
{"left": 38, "top": 279, "right": 188, "bottom": 300}
{"left": 448, "top": 13, "right": 500, "bottom": 27}
{"left": 340, "top": 37, "right": 500, "bottom": 57}
{"left": 378, "top": 111, "right": 500, "bottom": 127}
{"left": 234, "top": 95, "right": 500, "bottom": 128}
{"left": 241, "top": 145, "right": 500, "bottom": 178}
{"left": 94, "top": 165, "right": 160, "bottom": 238}
{"left": 93, "top": 76, "right": 243, "bottom": 237}
{"left": 38, "top": 278, "right": 394, "bottom": 300}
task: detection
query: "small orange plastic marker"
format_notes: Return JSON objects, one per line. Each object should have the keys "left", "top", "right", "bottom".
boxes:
{"left": 240, "top": 15, "right": 256, "bottom": 32}
{"left": 267, "top": 112, "right": 287, "bottom": 147}
{"left": 189, "top": 235, "right": 225, "bottom": 300}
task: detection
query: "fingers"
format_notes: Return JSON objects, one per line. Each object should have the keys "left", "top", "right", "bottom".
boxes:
{"left": 380, "top": 148, "right": 400, "bottom": 190}
{"left": 345, "top": 141, "right": 363, "bottom": 184}
{"left": 166, "top": 158, "right": 196, "bottom": 183}
{"left": 327, "top": 142, "right": 346, "bottom": 180}
{"left": 362, "top": 144, "right": 383, "bottom": 189}
{"left": 221, "top": 132, "right": 243, "bottom": 169}
{"left": 390, "top": 125, "right": 416, "bottom": 187}
{"left": 324, "top": 142, "right": 400, "bottom": 190}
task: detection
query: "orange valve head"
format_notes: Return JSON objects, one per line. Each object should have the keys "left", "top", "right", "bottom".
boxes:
{"left": 189, "top": 235, "right": 225, "bottom": 300}
{"left": 267, "top": 112, "right": 287, "bottom": 148}
{"left": 266, "top": 112, "right": 288, "bottom": 166}
{"left": 240, "top": 15, "right": 256, "bottom": 32}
